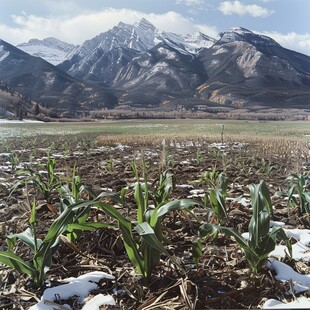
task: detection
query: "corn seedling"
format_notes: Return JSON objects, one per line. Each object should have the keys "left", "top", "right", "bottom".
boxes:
{"left": 276, "top": 174, "right": 310, "bottom": 215}
{"left": 12, "top": 153, "right": 61, "bottom": 205}
{"left": 1, "top": 200, "right": 78, "bottom": 287}
{"left": 106, "top": 158, "right": 114, "bottom": 173}
{"left": 199, "top": 181, "right": 291, "bottom": 273}
{"left": 195, "top": 149, "right": 204, "bottom": 166}
{"left": 95, "top": 164, "right": 200, "bottom": 282}
{"left": 0, "top": 194, "right": 114, "bottom": 287}
{"left": 199, "top": 166, "right": 223, "bottom": 189}
{"left": 192, "top": 239, "right": 202, "bottom": 269}
{"left": 58, "top": 168, "right": 110, "bottom": 241}
{"left": 6, "top": 152, "right": 20, "bottom": 171}
{"left": 259, "top": 159, "right": 276, "bottom": 177}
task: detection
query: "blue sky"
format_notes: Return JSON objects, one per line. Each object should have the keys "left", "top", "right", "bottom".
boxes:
{"left": 1, "top": 0, "right": 310, "bottom": 55}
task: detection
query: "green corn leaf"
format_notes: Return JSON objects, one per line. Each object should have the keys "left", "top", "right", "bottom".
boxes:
{"left": 135, "top": 222, "right": 170, "bottom": 257}
{"left": 154, "top": 199, "right": 200, "bottom": 223}
{"left": 119, "top": 222, "right": 144, "bottom": 276}
{"left": 0, "top": 251, "right": 37, "bottom": 277}
{"left": 67, "top": 222, "right": 115, "bottom": 232}
{"left": 96, "top": 192, "right": 125, "bottom": 205}
{"left": 199, "top": 223, "right": 249, "bottom": 249}
{"left": 209, "top": 189, "right": 227, "bottom": 222}
{"left": 135, "top": 182, "right": 146, "bottom": 224}
{"left": 7, "top": 228, "right": 42, "bottom": 252}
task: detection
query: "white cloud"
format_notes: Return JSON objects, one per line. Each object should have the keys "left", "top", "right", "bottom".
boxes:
{"left": 219, "top": 1, "right": 273, "bottom": 17}
{"left": 176, "top": 0, "right": 204, "bottom": 6}
{"left": 257, "top": 31, "right": 310, "bottom": 56}
{"left": 0, "top": 8, "right": 217, "bottom": 45}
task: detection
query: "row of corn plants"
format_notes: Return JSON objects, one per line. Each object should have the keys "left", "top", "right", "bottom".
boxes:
{"left": 0, "top": 154, "right": 307, "bottom": 290}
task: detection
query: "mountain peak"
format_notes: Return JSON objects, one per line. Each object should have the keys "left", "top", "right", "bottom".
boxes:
{"left": 137, "top": 18, "right": 156, "bottom": 32}
{"left": 229, "top": 27, "right": 252, "bottom": 33}
{"left": 218, "top": 27, "right": 279, "bottom": 47}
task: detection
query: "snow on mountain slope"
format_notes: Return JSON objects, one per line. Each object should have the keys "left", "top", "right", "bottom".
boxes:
{"left": 162, "top": 31, "right": 216, "bottom": 54}
{"left": 17, "top": 37, "right": 76, "bottom": 65}
{"left": 58, "top": 18, "right": 216, "bottom": 83}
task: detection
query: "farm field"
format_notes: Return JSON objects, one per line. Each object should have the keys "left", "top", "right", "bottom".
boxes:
{"left": 1, "top": 119, "right": 310, "bottom": 309}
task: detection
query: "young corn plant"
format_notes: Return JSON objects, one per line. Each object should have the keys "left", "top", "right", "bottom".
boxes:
{"left": 94, "top": 163, "right": 200, "bottom": 282}
{"left": 0, "top": 200, "right": 79, "bottom": 287}
{"left": 58, "top": 168, "right": 111, "bottom": 242}
{"left": 12, "top": 153, "right": 61, "bottom": 205}
{"left": 199, "top": 166, "right": 226, "bottom": 190}
{"left": 259, "top": 159, "right": 276, "bottom": 177}
{"left": 199, "top": 181, "right": 291, "bottom": 274}
{"left": 0, "top": 195, "right": 114, "bottom": 288}
{"left": 276, "top": 174, "right": 310, "bottom": 215}
{"left": 203, "top": 172, "right": 228, "bottom": 225}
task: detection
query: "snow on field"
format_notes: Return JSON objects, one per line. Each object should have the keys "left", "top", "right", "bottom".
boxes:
{"left": 29, "top": 271, "right": 115, "bottom": 310}
{"left": 0, "top": 119, "right": 44, "bottom": 124}
{"left": 263, "top": 228, "right": 310, "bottom": 308}
{"left": 263, "top": 297, "right": 310, "bottom": 309}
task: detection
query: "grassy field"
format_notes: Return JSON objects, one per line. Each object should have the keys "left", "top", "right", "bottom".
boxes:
{"left": 1, "top": 119, "right": 310, "bottom": 141}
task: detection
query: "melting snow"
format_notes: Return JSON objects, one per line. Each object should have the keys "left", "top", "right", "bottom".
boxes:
{"left": 81, "top": 294, "right": 115, "bottom": 310}
{"left": 263, "top": 297, "right": 310, "bottom": 309}
{"left": 158, "top": 47, "right": 177, "bottom": 59}
{"left": 268, "top": 259, "right": 310, "bottom": 294}
{"left": 264, "top": 227, "right": 310, "bottom": 307}
{"left": 29, "top": 271, "right": 115, "bottom": 310}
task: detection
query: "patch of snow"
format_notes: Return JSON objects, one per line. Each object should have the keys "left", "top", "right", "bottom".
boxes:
{"left": 189, "top": 189, "right": 204, "bottom": 195}
{"left": 263, "top": 296, "right": 310, "bottom": 309}
{"left": 176, "top": 184, "right": 194, "bottom": 189}
{"left": 0, "top": 119, "right": 44, "bottom": 124}
{"left": 284, "top": 229, "right": 310, "bottom": 246}
{"left": 82, "top": 294, "right": 115, "bottom": 309}
{"left": 268, "top": 259, "right": 310, "bottom": 293}
{"left": 180, "top": 160, "right": 191, "bottom": 165}
{"left": 270, "top": 221, "right": 285, "bottom": 227}
{"left": 212, "top": 47, "right": 228, "bottom": 55}
{"left": 158, "top": 47, "right": 177, "bottom": 59}
{"left": 269, "top": 242, "right": 310, "bottom": 262}
{"left": 29, "top": 271, "right": 114, "bottom": 310}
{"left": 0, "top": 51, "right": 9, "bottom": 62}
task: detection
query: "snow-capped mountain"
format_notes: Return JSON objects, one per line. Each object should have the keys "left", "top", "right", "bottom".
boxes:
{"left": 17, "top": 37, "right": 76, "bottom": 65}
{"left": 162, "top": 31, "right": 216, "bottom": 54}
{"left": 217, "top": 27, "right": 279, "bottom": 47}
{"left": 3, "top": 23, "right": 310, "bottom": 113}
{"left": 58, "top": 18, "right": 216, "bottom": 81}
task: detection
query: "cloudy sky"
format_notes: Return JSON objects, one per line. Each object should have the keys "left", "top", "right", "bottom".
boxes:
{"left": 1, "top": 0, "right": 310, "bottom": 55}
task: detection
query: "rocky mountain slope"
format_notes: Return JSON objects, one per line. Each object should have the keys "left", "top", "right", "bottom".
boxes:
{"left": 0, "top": 39, "right": 117, "bottom": 115}
{"left": 197, "top": 27, "right": 310, "bottom": 108}
{"left": 2, "top": 20, "right": 310, "bottom": 116}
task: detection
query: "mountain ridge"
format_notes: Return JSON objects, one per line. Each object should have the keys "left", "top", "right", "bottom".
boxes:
{"left": 1, "top": 20, "right": 310, "bottom": 118}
